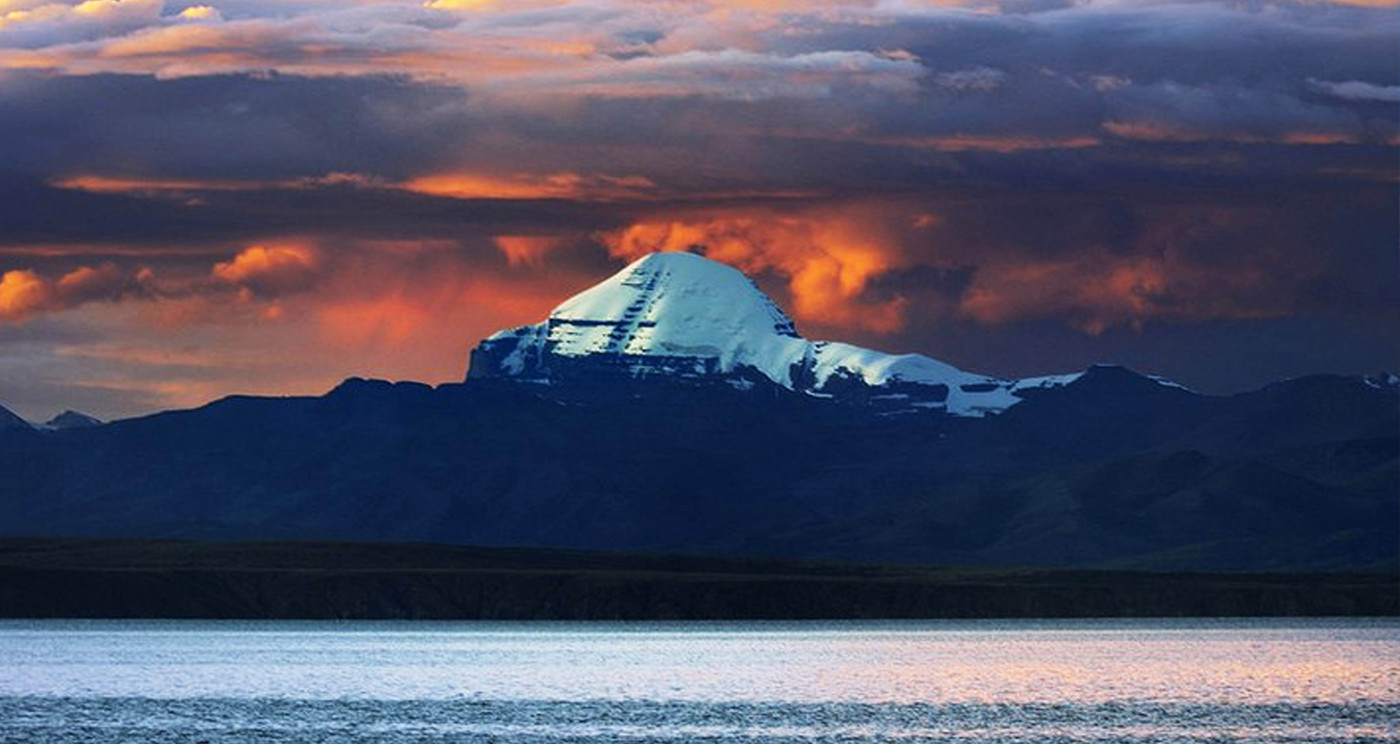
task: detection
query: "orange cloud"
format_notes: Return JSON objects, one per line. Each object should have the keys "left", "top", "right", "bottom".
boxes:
{"left": 51, "top": 172, "right": 383, "bottom": 196}
{"left": 2, "top": 8, "right": 924, "bottom": 99}
{"left": 957, "top": 242, "right": 1289, "bottom": 334}
{"left": 19, "top": 236, "right": 595, "bottom": 414}
{"left": 584, "top": 201, "right": 1327, "bottom": 337}
{"left": 959, "top": 256, "right": 1171, "bottom": 334}
{"left": 0, "top": 242, "right": 226, "bottom": 257}
{"left": 54, "top": 262, "right": 124, "bottom": 298}
{"left": 51, "top": 170, "right": 836, "bottom": 207}
{"left": 175, "top": 5, "right": 219, "bottom": 21}
{"left": 211, "top": 244, "right": 323, "bottom": 296}
{"left": 0, "top": 269, "right": 50, "bottom": 322}
{"left": 309, "top": 246, "right": 581, "bottom": 373}
{"left": 1102, "top": 120, "right": 1364, "bottom": 146}
{"left": 51, "top": 171, "right": 659, "bottom": 204}
{"left": 601, "top": 206, "right": 909, "bottom": 333}
{"left": 402, "top": 171, "right": 656, "bottom": 201}
{"left": 1, "top": 234, "right": 571, "bottom": 336}
{"left": 493, "top": 235, "right": 566, "bottom": 267}
{"left": 2, "top": 10, "right": 603, "bottom": 81}
{"left": 1278, "top": 132, "right": 1363, "bottom": 146}
{"left": 0, "top": 262, "right": 143, "bottom": 322}
{"left": 70, "top": 0, "right": 150, "bottom": 17}
{"left": 52, "top": 174, "right": 264, "bottom": 195}
{"left": 0, "top": 0, "right": 160, "bottom": 29}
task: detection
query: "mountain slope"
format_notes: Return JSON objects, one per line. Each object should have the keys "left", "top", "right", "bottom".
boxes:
{"left": 1, "top": 372, "right": 1393, "bottom": 571}
{"left": 762, "top": 445, "right": 1397, "bottom": 571}
{"left": 0, "top": 404, "right": 32, "bottom": 432}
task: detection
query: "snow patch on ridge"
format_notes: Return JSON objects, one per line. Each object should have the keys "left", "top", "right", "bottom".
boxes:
{"left": 1011, "top": 372, "right": 1086, "bottom": 392}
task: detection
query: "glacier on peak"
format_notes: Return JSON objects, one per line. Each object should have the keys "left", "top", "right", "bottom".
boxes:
{"left": 470, "top": 251, "right": 1124, "bottom": 416}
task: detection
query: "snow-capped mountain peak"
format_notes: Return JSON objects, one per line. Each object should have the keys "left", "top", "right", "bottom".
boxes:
{"left": 530, "top": 251, "right": 810, "bottom": 385}
{"left": 468, "top": 251, "right": 1180, "bottom": 416}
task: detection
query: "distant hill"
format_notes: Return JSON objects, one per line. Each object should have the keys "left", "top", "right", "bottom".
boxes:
{"left": 41, "top": 410, "right": 102, "bottom": 430}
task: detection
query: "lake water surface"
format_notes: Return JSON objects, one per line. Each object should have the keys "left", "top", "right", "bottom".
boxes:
{"left": 1, "top": 618, "right": 1396, "bottom": 742}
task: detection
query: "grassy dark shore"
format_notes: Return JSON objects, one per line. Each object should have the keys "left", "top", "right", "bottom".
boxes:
{"left": 0, "top": 538, "right": 1393, "bottom": 619}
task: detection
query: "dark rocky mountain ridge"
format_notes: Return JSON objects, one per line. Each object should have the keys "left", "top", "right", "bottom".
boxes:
{"left": 1, "top": 367, "right": 1394, "bottom": 571}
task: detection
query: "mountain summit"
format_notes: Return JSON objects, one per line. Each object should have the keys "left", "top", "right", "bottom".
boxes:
{"left": 470, "top": 251, "right": 1084, "bottom": 416}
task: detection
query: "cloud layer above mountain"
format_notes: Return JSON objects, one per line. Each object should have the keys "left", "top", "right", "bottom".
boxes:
{"left": 1, "top": 0, "right": 1396, "bottom": 419}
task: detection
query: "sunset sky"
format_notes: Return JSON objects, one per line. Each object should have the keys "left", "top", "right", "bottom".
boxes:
{"left": 0, "top": 0, "right": 1396, "bottom": 421}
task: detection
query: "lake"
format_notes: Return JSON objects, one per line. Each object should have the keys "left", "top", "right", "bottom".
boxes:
{"left": 1, "top": 618, "right": 1396, "bottom": 742}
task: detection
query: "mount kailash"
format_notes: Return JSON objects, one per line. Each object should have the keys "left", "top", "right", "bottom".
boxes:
{"left": 470, "top": 251, "right": 1162, "bottom": 415}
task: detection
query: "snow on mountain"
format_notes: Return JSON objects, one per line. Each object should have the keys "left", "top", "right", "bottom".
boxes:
{"left": 531, "top": 248, "right": 810, "bottom": 385}
{"left": 1365, "top": 372, "right": 1399, "bottom": 390}
{"left": 469, "top": 251, "right": 1180, "bottom": 416}
{"left": 1011, "top": 372, "right": 1087, "bottom": 392}
{"left": 41, "top": 410, "right": 103, "bottom": 430}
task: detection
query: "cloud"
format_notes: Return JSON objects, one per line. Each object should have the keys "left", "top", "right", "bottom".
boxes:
{"left": 956, "top": 252, "right": 1276, "bottom": 335}
{"left": 601, "top": 205, "right": 913, "bottom": 333}
{"left": 587, "top": 192, "right": 1373, "bottom": 342}
{"left": 936, "top": 198, "right": 1359, "bottom": 334}
{"left": 402, "top": 171, "right": 657, "bottom": 200}
{"left": 1, "top": 232, "right": 607, "bottom": 418}
{"left": 493, "top": 235, "right": 566, "bottom": 267}
{"left": 3, "top": 0, "right": 1395, "bottom": 186}
{"left": 838, "top": 133, "right": 1102, "bottom": 152}
{"left": 51, "top": 172, "right": 389, "bottom": 196}
{"left": 0, "top": 3, "right": 929, "bottom": 100}
{"left": 1098, "top": 81, "right": 1379, "bottom": 145}
{"left": 932, "top": 65, "right": 1006, "bottom": 92}
{"left": 0, "top": 269, "right": 49, "bottom": 322}
{"left": 0, "top": 0, "right": 162, "bottom": 47}
{"left": 512, "top": 49, "right": 927, "bottom": 100}
{"left": 3, "top": 242, "right": 325, "bottom": 324}
{"left": 1307, "top": 78, "right": 1400, "bottom": 104}
{"left": 175, "top": 6, "right": 220, "bottom": 22}
{"left": 0, "top": 262, "right": 146, "bottom": 322}
{"left": 51, "top": 169, "right": 663, "bottom": 205}
{"left": 423, "top": 0, "right": 572, "bottom": 10}
{"left": 1304, "top": 0, "right": 1400, "bottom": 6}
{"left": 211, "top": 244, "right": 323, "bottom": 297}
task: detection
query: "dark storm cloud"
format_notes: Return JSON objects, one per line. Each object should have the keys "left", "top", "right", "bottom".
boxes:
{"left": 759, "top": 0, "right": 1397, "bottom": 149}
{"left": 0, "top": 72, "right": 471, "bottom": 180}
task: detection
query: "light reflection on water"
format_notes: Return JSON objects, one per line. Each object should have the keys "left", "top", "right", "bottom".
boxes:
{"left": 1, "top": 618, "right": 1396, "bottom": 742}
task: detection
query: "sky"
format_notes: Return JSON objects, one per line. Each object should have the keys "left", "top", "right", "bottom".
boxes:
{"left": 0, "top": 0, "right": 1396, "bottom": 422}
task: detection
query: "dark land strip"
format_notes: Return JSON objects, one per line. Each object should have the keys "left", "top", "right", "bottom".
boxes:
{"left": 0, "top": 538, "right": 1393, "bottom": 619}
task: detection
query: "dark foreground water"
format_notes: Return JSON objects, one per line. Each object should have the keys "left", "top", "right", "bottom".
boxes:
{"left": 1, "top": 618, "right": 1396, "bottom": 743}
